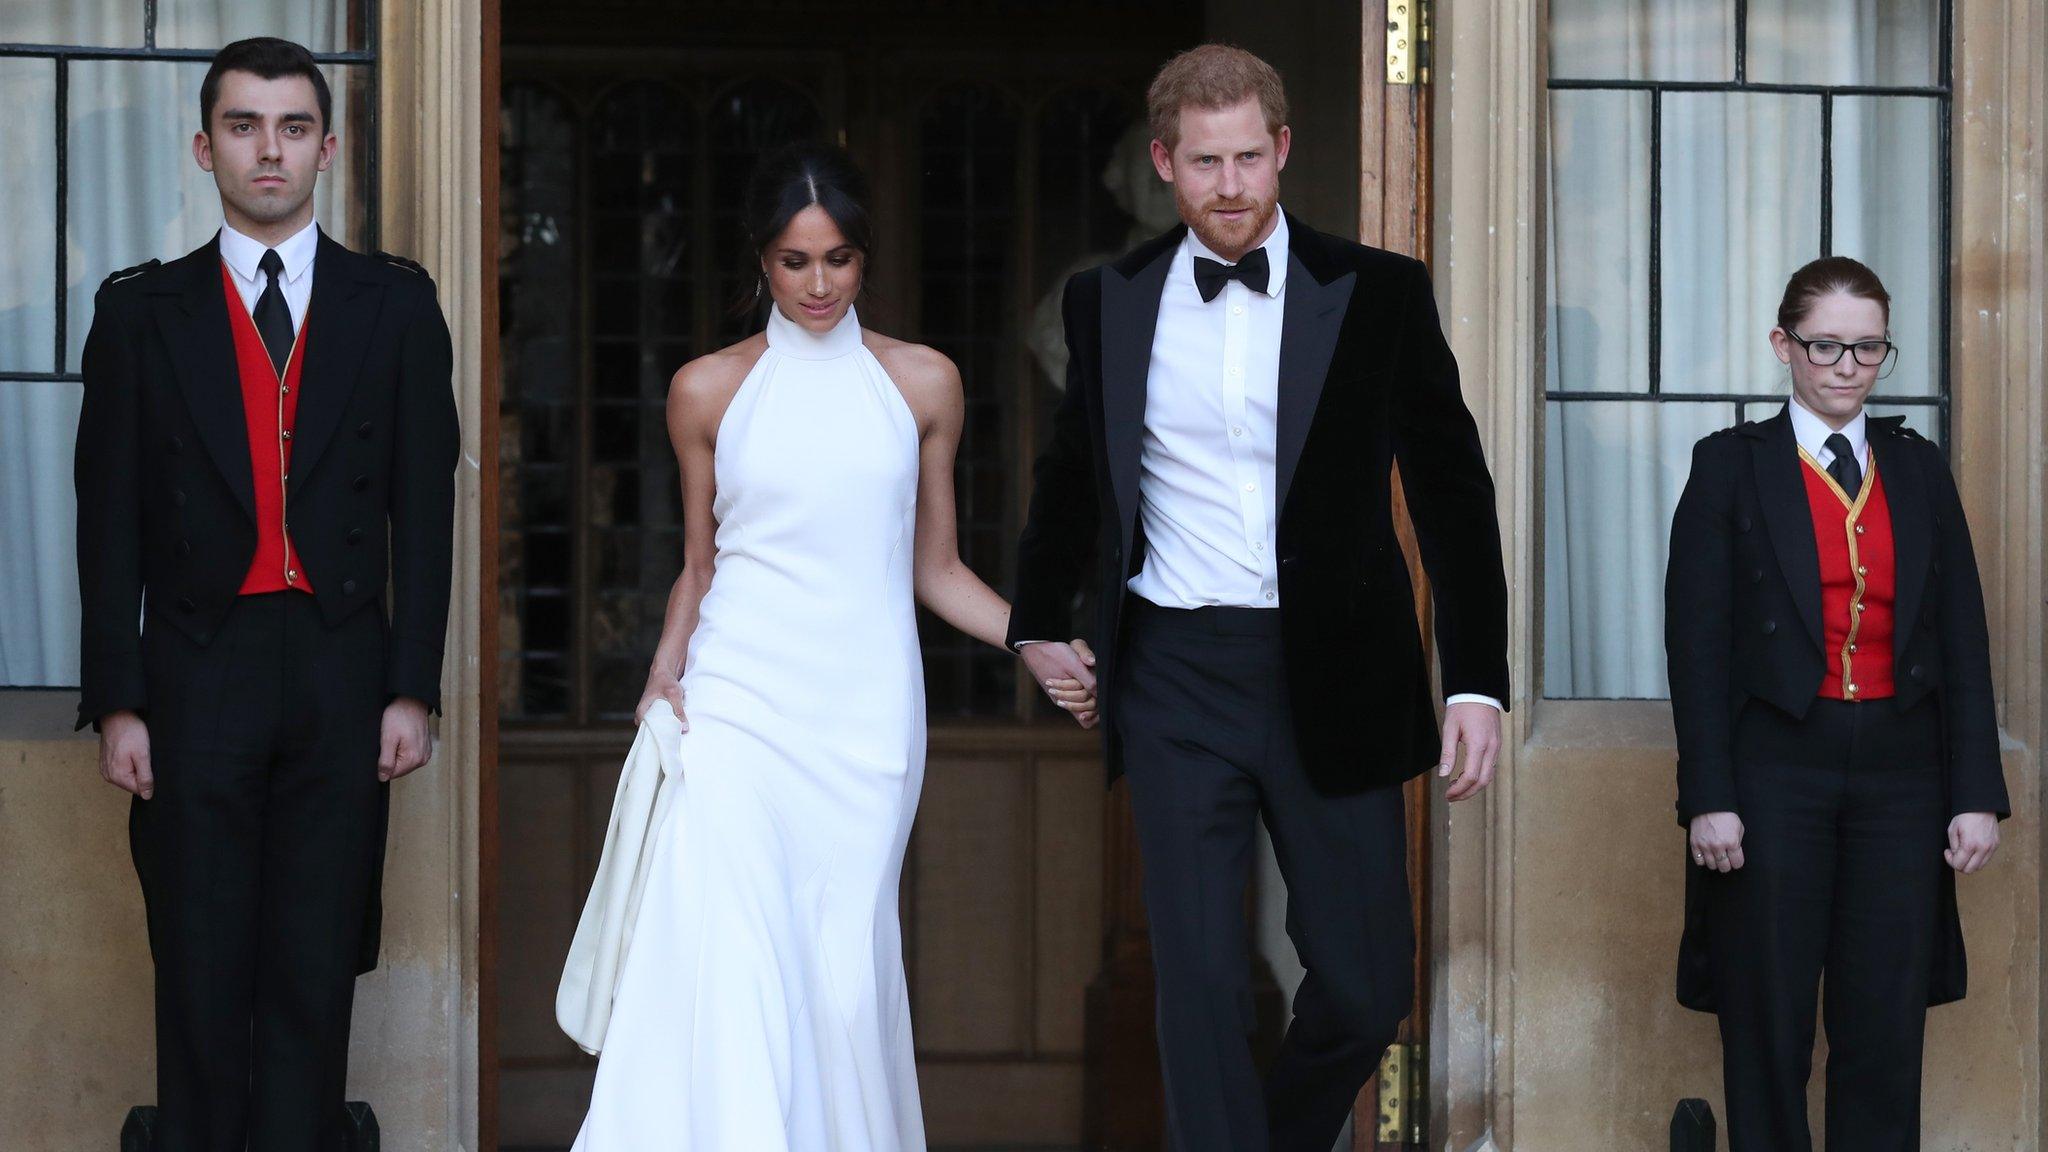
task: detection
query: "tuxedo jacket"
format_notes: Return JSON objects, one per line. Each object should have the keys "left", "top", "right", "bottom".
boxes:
{"left": 74, "top": 231, "right": 459, "bottom": 729}
{"left": 1008, "top": 215, "right": 1510, "bottom": 793}
{"left": 1667, "top": 406, "right": 2008, "bottom": 1011}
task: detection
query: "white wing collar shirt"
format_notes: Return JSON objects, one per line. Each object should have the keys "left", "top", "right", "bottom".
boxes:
{"left": 218, "top": 217, "right": 318, "bottom": 325}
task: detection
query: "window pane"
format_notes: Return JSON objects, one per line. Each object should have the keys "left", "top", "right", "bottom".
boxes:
{"left": 919, "top": 84, "right": 1020, "bottom": 718}
{"left": 1747, "top": 0, "right": 1939, "bottom": 87}
{"left": 0, "top": 1, "right": 141, "bottom": 46}
{"left": 501, "top": 83, "right": 580, "bottom": 723}
{"left": 1546, "top": 89, "right": 1650, "bottom": 394}
{"left": 65, "top": 61, "right": 369, "bottom": 370}
{"left": 156, "top": 0, "right": 367, "bottom": 51}
{"left": 1544, "top": 400, "right": 1736, "bottom": 698}
{"left": 1833, "top": 96, "right": 1940, "bottom": 398}
{"left": 1660, "top": 93, "right": 1821, "bottom": 394}
{"left": 1868, "top": 402, "right": 1940, "bottom": 444}
{"left": 0, "top": 60, "right": 57, "bottom": 373}
{"left": 0, "top": 381, "right": 84, "bottom": 686}
{"left": 1550, "top": 0, "right": 1734, "bottom": 82}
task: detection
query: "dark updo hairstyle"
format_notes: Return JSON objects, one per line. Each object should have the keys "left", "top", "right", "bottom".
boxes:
{"left": 737, "top": 142, "right": 875, "bottom": 316}
{"left": 1776, "top": 255, "right": 1891, "bottom": 332}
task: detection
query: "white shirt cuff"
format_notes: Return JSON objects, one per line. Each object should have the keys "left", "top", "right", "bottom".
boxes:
{"left": 1446, "top": 693, "right": 1504, "bottom": 712}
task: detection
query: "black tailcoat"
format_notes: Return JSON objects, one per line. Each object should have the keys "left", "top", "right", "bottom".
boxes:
{"left": 1667, "top": 407, "right": 2008, "bottom": 1011}
{"left": 75, "top": 231, "right": 459, "bottom": 730}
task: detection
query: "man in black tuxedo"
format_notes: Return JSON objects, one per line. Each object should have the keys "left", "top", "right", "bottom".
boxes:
{"left": 1009, "top": 45, "right": 1509, "bottom": 1151}
{"left": 74, "top": 37, "right": 458, "bottom": 1151}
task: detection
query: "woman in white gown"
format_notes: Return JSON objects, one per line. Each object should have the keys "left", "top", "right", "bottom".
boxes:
{"left": 569, "top": 144, "right": 1096, "bottom": 1151}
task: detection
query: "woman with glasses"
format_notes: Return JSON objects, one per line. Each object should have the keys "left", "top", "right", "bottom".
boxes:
{"left": 1665, "top": 256, "right": 2007, "bottom": 1151}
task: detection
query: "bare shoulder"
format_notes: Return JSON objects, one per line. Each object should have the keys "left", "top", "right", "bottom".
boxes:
{"left": 669, "top": 334, "right": 767, "bottom": 432}
{"left": 865, "top": 331, "right": 961, "bottom": 409}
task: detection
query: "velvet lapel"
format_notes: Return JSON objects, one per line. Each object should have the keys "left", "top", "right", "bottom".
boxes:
{"left": 1274, "top": 223, "right": 1355, "bottom": 513}
{"left": 287, "top": 231, "right": 384, "bottom": 504}
{"left": 149, "top": 235, "right": 255, "bottom": 523}
{"left": 1874, "top": 416, "right": 1933, "bottom": 651}
{"left": 1748, "top": 407, "right": 1824, "bottom": 653}
{"left": 1099, "top": 230, "right": 1179, "bottom": 548}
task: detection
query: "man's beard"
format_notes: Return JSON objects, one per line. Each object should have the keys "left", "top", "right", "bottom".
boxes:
{"left": 1177, "top": 187, "right": 1276, "bottom": 260}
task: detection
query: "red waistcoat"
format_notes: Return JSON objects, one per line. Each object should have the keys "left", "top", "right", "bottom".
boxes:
{"left": 1801, "top": 449, "right": 1893, "bottom": 700}
{"left": 222, "top": 262, "right": 314, "bottom": 595}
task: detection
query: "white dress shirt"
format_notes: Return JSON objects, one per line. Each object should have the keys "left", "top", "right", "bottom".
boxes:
{"left": 1111, "top": 212, "right": 1501, "bottom": 714}
{"left": 1786, "top": 394, "right": 1870, "bottom": 473}
{"left": 1126, "top": 212, "right": 1288, "bottom": 609}
{"left": 218, "top": 218, "right": 317, "bottom": 330}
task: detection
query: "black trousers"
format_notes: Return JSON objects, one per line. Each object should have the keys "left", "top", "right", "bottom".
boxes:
{"left": 1705, "top": 697, "right": 1948, "bottom": 1152}
{"left": 133, "top": 592, "right": 388, "bottom": 1152}
{"left": 1116, "top": 601, "right": 1413, "bottom": 1152}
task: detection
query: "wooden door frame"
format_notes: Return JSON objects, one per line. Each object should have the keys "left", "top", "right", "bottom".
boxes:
{"left": 479, "top": 0, "right": 503, "bottom": 1146}
{"left": 1349, "top": 2, "right": 1435, "bottom": 1145}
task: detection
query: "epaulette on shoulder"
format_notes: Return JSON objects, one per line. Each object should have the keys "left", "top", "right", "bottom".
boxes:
{"left": 1892, "top": 422, "right": 1928, "bottom": 442}
{"left": 1707, "top": 423, "right": 1745, "bottom": 440}
{"left": 102, "top": 259, "right": 160, "bottom": 288}
{"left": 374, "top": 250, "right": 430, "bottom": 278}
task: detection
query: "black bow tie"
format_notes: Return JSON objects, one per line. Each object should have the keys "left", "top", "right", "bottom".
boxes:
{"left": 1192, "top": 246, "right": 1270, "bottom": 302}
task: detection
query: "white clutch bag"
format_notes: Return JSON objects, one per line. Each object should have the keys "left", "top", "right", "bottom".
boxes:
{"left": 555, "top": 697, "right": 686, "bottom": 1055}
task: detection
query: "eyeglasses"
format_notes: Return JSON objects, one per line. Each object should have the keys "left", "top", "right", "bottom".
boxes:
{"left": 1786, "top": 330, "right": 1896, "bottom": 369}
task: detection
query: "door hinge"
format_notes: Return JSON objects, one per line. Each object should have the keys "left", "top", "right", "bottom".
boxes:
{"left": 1386, "top": 0, "right": 1431, "bottom": 86}
{"left": 1375, "top": 1041, "right": 1427, "bottom": 1144}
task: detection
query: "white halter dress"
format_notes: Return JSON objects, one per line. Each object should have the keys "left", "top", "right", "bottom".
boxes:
{"left": 571, "top": 304, "right": 928, "bottom": 1151}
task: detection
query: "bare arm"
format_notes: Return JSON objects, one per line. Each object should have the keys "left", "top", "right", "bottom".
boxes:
{"left": 633, "top": 349, "right": 750, "bottom": 724}
{"left": 892, "top": 345, "right": 1010, "bottom": 649}
{"left": 886, "top": 341, "right": 1095, "bottom": 723}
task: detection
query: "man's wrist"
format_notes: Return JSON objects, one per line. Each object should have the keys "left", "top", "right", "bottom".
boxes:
{"left": 1446, "top": 693, "right": 1504, "bottom": 713}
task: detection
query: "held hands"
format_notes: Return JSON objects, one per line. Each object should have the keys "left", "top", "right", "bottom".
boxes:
{"left": 378, "top": 697, "right": 435, "bottom": 782}
{"left": 635, "top": 667, "right": 688, "bottom": 729}
{"left": 97, "top": 709, "right": 154, "bottom": 800}
{"left": 1947, "top": 812, "right": 1999, "bottom": 874}
{"left": 1438, "top": 701, "right": 1502, "bottom": 801}
{"left": 1019, "top": 639, "right": 1100, "bottom": 729}
{"left": 1689, "top": 811, "right": 1746, "bottom": 872}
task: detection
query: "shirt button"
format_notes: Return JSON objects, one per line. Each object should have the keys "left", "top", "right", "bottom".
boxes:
{"left": 1243, "top": 482, "right": 1257, "bottom": 492}
{"left": 1264, "top": 591, "right": 1276, "bottom": 601}
{"left": 1232, "top": 427, "right": 1244, "bottom": 437}
{"left": 1232, "top": 305, "right": 1244, "bottom": 315}
{"left": 1252, "top": 542, "right": 1265, "bottom": 552}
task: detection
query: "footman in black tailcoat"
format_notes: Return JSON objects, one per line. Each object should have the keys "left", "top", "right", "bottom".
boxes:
{"left": 75, "top": 37, "right": 458, "bottom": 1152}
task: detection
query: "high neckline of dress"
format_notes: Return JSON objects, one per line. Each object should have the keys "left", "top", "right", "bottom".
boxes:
{"left": 766, "top": 302, "right": 863, "bottom": 361}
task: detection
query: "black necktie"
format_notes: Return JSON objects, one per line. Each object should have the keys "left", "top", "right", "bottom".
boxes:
{"left": 1192, "top": 246, "right": 1270, "bottom": 302}
{"left": 1825, "top": 432, "right": 1862, "bottom": 495}
{"left": 253, "top": 248, "right": 295, "bottom": 377}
